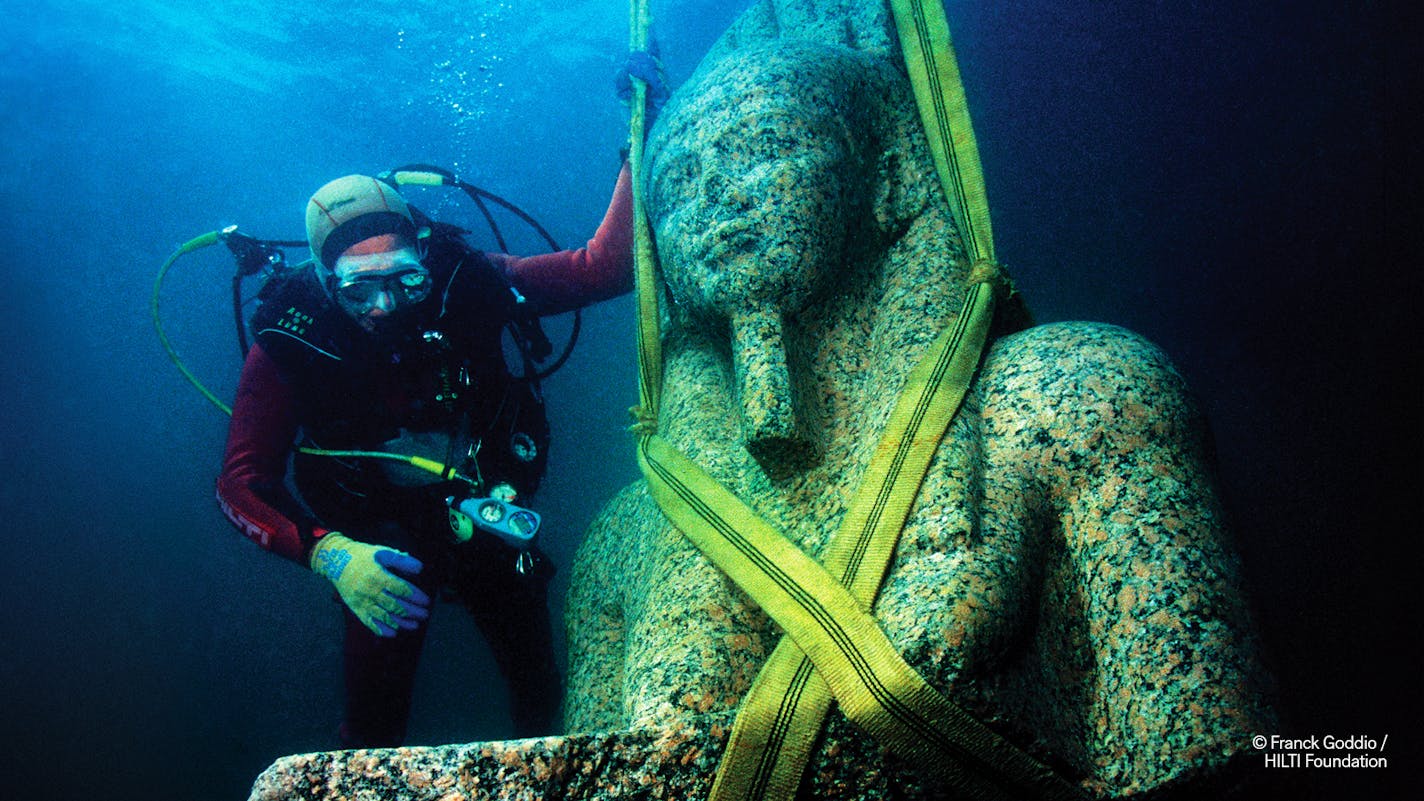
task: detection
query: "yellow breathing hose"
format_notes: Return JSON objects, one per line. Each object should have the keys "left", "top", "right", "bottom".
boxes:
{"left": 152, "top": 230, "right": 235, "bottom": 415}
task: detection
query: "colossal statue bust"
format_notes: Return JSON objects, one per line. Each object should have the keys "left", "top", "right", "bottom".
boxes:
{"left": 251, "top": 4, "right": 1273, "bottom": 799}
{"left": 565, "top": 33, "right": 1273, "bottom": 801}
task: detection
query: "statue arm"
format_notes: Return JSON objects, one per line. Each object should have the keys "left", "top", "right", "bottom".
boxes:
{"left": 994, "top": 322, "right": 1273, "bottom": 795}
{"left": 563, "top": 484, "right": 637, "bottom": 733}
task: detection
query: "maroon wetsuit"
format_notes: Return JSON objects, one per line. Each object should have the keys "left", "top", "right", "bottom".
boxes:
{"left": 215, "top": 165, "right": 633, "bottom": 745}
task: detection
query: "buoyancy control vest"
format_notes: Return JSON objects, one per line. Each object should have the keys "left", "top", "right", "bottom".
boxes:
{"left": 249, "top": 229, "right": 551, "bottom": 524}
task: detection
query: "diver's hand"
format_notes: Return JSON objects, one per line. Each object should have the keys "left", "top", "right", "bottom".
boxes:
{"left": 309, "top": 532, "right": 431, "bottom": 637}
{"left": 616, "top": 48, "right": 670, "bottom": 112}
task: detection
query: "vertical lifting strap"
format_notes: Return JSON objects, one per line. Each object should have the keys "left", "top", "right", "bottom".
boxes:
{"left": 623, "top": 0, "right": 1078, "bottom": 798}
{"left": 891, "top": 0, "right": 996, "bottom": 264}
{"left": 628, "top": 0, "right": 662, "bottom": 427}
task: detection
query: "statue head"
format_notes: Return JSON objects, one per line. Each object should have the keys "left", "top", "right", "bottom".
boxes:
{"left": 646, "top": 42, "right": 934, "bottom": 476}
{"left": 647, "top": 43, "right": 885, "bottom": 320}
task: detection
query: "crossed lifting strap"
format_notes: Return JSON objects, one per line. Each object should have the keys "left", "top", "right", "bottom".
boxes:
{"left": 640, "top": 276, "right": 1079, "bottom": 801}
{"left": 624, "top": 1, "right": 1080, "bottom": 799}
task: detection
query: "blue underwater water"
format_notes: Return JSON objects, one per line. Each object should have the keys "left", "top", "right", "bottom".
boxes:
{"left": 0, "top": 1, "right": 1411, "bottom": 800}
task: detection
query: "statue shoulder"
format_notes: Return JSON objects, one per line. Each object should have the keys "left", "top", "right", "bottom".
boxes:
{"left": 976, "top": 321, "right": 1210, "bottom": 470}
{"left": 981, "top": 321, "right": 1184, "bottom": 392}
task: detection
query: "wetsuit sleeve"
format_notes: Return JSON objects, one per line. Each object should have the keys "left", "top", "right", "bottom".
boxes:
{"left": 491, "top": 162, "right": 634, "bottom": 315}
{"left": 216, "top": 343, "right": 328, "bottom": 565}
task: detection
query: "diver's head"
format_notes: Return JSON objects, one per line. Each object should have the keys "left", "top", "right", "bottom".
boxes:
{"left": 306, "top": 175, "right": 431, "bottom": 333}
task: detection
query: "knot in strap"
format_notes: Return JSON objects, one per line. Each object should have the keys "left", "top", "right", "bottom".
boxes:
{"left": 968, "top": 258, "right": 1033, "bottom": 334}
{"left": 967, "top": 257, "right": 1007, "bottom": 291}
{"left": 627, "top": 405, "right": 659, "bottom": 436}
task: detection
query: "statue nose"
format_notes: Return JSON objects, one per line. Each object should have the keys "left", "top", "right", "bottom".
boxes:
{"left": 730, "top": 307, "right": 817, "bottom": 477}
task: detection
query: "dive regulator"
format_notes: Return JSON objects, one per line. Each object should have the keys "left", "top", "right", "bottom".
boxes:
{"left": 447, "top": 484, "right": 541, "bottom": 574}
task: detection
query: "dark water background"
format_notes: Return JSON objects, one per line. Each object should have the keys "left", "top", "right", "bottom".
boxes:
{"left": 1, "top": 1, "right": 1413, "bottom": 799}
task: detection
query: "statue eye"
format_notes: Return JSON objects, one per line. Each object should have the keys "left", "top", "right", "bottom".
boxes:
{"left": 652, "top": 151, "right": 701, "bottom": 212}
{"left": 749, "top": 127, "right": 798, "bottom": 159}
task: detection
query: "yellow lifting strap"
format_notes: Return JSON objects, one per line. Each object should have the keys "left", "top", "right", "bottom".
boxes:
{"left": 622, "top": 0, "right": 1075, "bottom": 797}
{"left": 639, "top": 279, "right": 1076, "bottom": 801}
{"left": 627, "top": 0, "right": 663, "bottom": 423}
{"left": 892, "top": 0, "right": 996, "bottom": 265}
{"left": 701, "top": 274, "right": 1000, "bottom": 801}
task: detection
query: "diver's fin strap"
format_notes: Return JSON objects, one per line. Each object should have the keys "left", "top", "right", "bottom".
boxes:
{"left": 639, "top": 284, "right": 1080, "bottom": 801}
{"left": 707, "top": 277, "right": 993, "bottom": 801}
{"left": 891, "top": 0, "right": 996, "bottom": 264}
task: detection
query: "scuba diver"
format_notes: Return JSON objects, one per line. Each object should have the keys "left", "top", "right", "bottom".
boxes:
{"left": 215, "top": 161, "right": 633, "bottom": 747}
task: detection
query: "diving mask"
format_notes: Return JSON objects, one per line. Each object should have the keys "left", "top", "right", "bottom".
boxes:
{"left": 335, "top": 268, "right": 432, "bottom": 312}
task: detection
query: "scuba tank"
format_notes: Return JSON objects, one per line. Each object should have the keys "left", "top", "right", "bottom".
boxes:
{"left": 153, "top": 165, "right": 580, "bottom": 571}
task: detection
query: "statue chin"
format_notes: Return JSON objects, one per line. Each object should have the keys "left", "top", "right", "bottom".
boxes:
{"left": 745, "top": 434, "right": 819, "bottom": 481}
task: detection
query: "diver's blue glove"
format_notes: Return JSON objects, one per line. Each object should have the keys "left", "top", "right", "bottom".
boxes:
{"left": 310, "top": 532, "right": 431, "bottom": 637}
{"left": 616, "top": 49, "right": 670, "bottom": 117}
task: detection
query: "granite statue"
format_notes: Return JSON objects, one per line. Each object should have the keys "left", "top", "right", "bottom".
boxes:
{"left": 250, "top": 3, "right": 1273, "bottom": 798}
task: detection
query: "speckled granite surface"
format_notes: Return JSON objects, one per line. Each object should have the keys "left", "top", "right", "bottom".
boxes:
{"left": 250, "top": 716, "right": 951, "bottom": 800}
{"left": 249, "top": 2, "right": 1274, "bottom": 799}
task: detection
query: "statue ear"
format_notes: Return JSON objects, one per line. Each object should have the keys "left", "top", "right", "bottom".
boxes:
{"left": 872, "top": 148, "right": 904, "bottom": 234}
{"left": 871, "top": 115, "right": 933, "bottom": 238}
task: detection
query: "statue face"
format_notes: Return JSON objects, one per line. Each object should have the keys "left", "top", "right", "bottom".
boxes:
{"left": 648, "top": 93, "right": 855, "bottom": 320}
{"left": 644, "top": 52, "right": 870, "bottom": 475}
